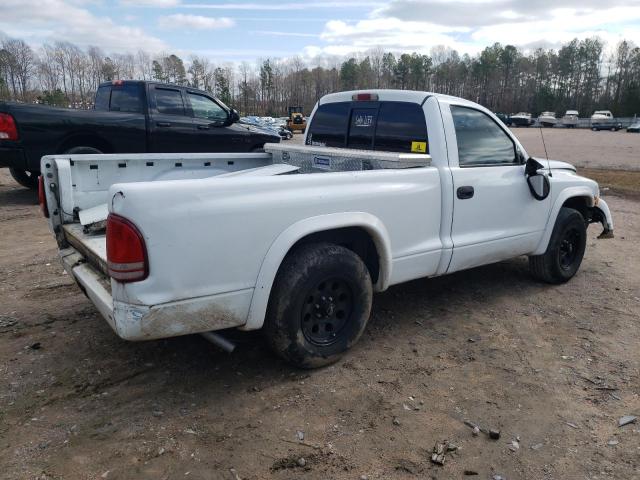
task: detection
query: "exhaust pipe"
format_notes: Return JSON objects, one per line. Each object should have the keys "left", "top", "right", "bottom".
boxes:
{"left": 201, "top": 331, "right": 236, "bottom": 353}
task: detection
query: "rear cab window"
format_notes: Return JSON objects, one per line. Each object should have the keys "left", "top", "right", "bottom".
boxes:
{"left": 110, "top": 84, "right": 143, "bottom": 113}
{"left": 307, "top": 100, "right": 428, "bottom": 154}
{"left": 94, "top": 84, "right": 144, "bottom": 113}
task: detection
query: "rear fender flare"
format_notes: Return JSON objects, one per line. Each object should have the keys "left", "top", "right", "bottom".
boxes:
{"left": 242, "top": 212, "right": 392, "bottom": 331}
{"left": 532, "top": 187, "right": 595, "bottom": 255}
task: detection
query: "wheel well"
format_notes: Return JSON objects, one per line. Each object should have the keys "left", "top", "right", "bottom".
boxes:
{"left": 562, "top": 196, "right": 591, "bottom": 221}
{"left": 57, "top": 134, "right": 113, "bottom": 154}
{"left": 288, "top": 227, "right": 380, "bottom": 284}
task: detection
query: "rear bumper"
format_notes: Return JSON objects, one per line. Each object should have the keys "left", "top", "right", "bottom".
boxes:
{"left": 60, "top": 247, "right": 251, "bottom": 341}
{"left": 0, "top": 146, "right": 27, "bottom": 169}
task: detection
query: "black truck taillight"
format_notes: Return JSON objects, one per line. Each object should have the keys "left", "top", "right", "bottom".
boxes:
{"left": 0, "top": 113, "right": 18, "bottom": 140}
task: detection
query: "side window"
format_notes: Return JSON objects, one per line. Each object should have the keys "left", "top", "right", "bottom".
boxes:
{"left": 188, "top": 93, "right": 228, "bottom": 123}
{"left": 94, "top": 86, "right": 111, "bottom": 111}
{"left": 154, "top": 88, "right": 185, "bottom": 116}
{"left": 306, "top": 102, "right": 350, "bottom": 147}
{"left": 451, "top": 106, "right": 516, "bottom": 166}
{"left": 375, "top": 102, "right": 428, "bottom": 153}
{"left": 110, "top": 84, "right": 143, "bottom": 113}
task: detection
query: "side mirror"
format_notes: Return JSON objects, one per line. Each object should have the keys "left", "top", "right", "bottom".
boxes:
{"left": 230, "top": 108, "right": 240, "bottom": 124}
{"left": 525, "top": 157, "right": 550, "bottom": 201}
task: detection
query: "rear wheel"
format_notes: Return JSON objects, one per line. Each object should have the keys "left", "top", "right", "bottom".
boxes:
{"left": 9, "top": 167, "right": 39, "bottom": 189}
{"left": 64, "top": 146, "right": 103, "bottom": 155}
{"left": 264, "top": 243, "right": 373, "bottom": 368}
{"left": 529, "top": 207, "right": 587, "bottom": 284}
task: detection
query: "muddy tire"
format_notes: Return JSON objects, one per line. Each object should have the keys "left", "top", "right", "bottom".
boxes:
{"left": 529, "top": 207, "right": 586, "bottom": 284}
{"left": 264, "top": 242, "right": 373, "bottom": 368}
{"left": 9, "top": 167, "right": 39, "bottom": 189}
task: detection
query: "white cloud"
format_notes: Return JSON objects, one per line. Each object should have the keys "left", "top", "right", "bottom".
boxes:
{"left": 251, "top": 31, "right": 319, "bottom": 38}
{"left": 120, "top": 0, "right": 181, "bottom": 6}
{"left": 180, "top": 1, "right": 384, "bottom": 10}
{"left": 157, "top": 14, "right": 235, "bottom": 30}
{"left": 302, "top": 1, "right": 640, "bottom": 59}
{"left": 0, "top": 0, "right": 167, "bottom": 52}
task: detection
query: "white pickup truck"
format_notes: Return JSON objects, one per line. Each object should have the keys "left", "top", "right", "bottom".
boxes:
{"left": 41, "top": 90, "right": 614, "bottom": 368}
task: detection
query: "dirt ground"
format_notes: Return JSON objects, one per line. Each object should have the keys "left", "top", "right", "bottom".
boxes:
{"left": 1, "top": 130, "right": 640, "bottom": 480}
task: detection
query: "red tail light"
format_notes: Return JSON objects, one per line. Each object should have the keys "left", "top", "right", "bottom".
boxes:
{"left": 38, "top": 176, "right": 49, "bottom": 218}
{"left": 106, "top": 214, "right": 148, "bottom": 282}
{"left": 0, "top": 113, "right": 18, "bottom": 140}
{"left": 352, "top": 93, "right": 379, "bottom": 102}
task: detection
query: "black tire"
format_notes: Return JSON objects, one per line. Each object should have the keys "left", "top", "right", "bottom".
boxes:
{"left": 9, "top": 167, "right": 39, "bottom": 189}
{"left": 264, "top": 242, "right": 373, "bottom": 368}
{"left": 529, "top": 207, "right": 587, "bottom": 284}
{"left": 64, "top": 146, "right": 103, "bottom": 155}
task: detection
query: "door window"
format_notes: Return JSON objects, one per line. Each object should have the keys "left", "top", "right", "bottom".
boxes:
{"left": 188, "top": 92, "right": 228, "bottom": 123}
{"left": 451, "top": 106, "right": 517, "bottom": 166}
{"left": 154, "top": 88, "right": 185, "bottom": 116}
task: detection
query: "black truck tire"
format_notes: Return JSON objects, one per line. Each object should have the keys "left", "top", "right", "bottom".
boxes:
{"left": 529, "top": 207, "right": 586, "bottom": 284}
{"left": 64, "top": 146, "right": 103, "bottom": 155}
{"left": 264, "top": 242, "right": 373, "bottom": 368}
{"left": 9, "top": 167, "right": 39, "bottom": 189}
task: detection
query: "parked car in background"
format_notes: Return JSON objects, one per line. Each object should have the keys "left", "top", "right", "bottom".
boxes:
{"left": 626, "top": 120, "right": 640, "bottom": 133}
{"left": 538, "top": 112, "right": 557, "bottom": 127}
{"left": 590, "top": 110, "right": 622, "bottom": 131}
{"left": 41, "top": 89, "right": 613, "bottom": 368}
{"left": 494, "top": 112, "right": 512, "bottom": 126}
{"left": 0, "top": 80, "right": 280, "bottom": 188}
{"left": 562, "top": 110, "right": 579, "bottom": 128}
{"left": 510, "top": 112, "right": 534, "bottom": 127}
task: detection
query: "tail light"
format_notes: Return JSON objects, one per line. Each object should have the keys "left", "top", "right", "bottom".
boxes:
{"left": 0, "top": 113, "right": 18, "bottom": 140}
{"left": 352, "top": 93, "right": 379, "bottom": 102}
{"left": 106, "top": 214, "right": 148, "bottom": 282}
{"left": 38, "top": 176, "right": 49, "bottom": 218}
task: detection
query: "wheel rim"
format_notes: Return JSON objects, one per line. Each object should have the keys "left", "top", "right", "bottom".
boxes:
{"left": 301, "top": 277, "right": 353, "bottom": 346}
{"left": 559, "top": 227, "right": 581, "bottom": 270}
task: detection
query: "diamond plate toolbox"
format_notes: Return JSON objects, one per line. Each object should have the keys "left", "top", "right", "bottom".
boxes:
{"left": 264, "top": 143, "right": 431, "bottom": 173}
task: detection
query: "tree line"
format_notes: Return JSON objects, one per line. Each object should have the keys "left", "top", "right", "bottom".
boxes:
{"left": 1, "top": 35, "right": 639, "bottom": 117}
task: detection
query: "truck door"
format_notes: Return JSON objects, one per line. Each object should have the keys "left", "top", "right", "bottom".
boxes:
{"left": 185, "top": 91, "right": 247, "bottom": 152}
{"left": 445, "top": 104, "right": 552, "bottom": 273}
{"left": 148, "top": 85, "right": 194, "bottom": 153}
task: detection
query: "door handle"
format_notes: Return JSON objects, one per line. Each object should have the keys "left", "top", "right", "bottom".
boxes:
{"left": 197, "top": 125, "right": 210, "bottom": 130}
{"left": 457, "top": 186, "right": 474, "bottom": 199}
{"left": 156, "top": 122, "right": 172, "bottom": 127}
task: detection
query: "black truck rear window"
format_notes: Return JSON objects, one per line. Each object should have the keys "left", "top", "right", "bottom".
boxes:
{"left": 94, "top": 84, "right": 143, "bottom": 113}
{"left": 110, "top": 85, "right": 143, "bottom": 113}
{"left": 307, "top": 101, "right": 428, "bottom": 154}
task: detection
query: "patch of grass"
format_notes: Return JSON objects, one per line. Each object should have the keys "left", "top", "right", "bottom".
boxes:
{"left": 578, "top": 168, "right": 640, "bottom": 199}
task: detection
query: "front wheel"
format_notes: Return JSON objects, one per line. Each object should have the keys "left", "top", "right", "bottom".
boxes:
{"left": 264, "top": 243, "right": 373, "bottom": 368}
{"left": 529, "top": 207, "right": 587, "bottom": 284}
{"left": 9, "top": 167, "right": 39, "bottom": 189}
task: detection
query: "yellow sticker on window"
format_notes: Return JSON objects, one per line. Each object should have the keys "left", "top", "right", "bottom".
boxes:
{"left": 411, "top": 141, "right": 427, "bottom": 153}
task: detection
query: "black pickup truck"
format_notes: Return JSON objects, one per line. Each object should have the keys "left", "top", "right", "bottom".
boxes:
{"left": 0, "top": 80, "right": 280, "bottom": 188}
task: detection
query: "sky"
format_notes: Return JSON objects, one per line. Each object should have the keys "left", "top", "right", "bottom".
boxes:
{"left": 1, "top": 0, "right": 640, "bottom": 63}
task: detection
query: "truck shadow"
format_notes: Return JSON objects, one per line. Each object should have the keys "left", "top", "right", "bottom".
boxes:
{"left": 108, "top": 256, "right": 544, "bottom": 386}
{"left": 0, "top": 183, "right": 37, "bottom": 206}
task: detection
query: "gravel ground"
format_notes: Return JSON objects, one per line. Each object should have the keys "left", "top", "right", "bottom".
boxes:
{"left": 1, "top": 130, "right": 639, "bottom": 479}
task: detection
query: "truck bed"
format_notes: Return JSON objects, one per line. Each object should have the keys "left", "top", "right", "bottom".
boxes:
{"left": 63, "top": 224, "right": 107, "bottom": 276}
